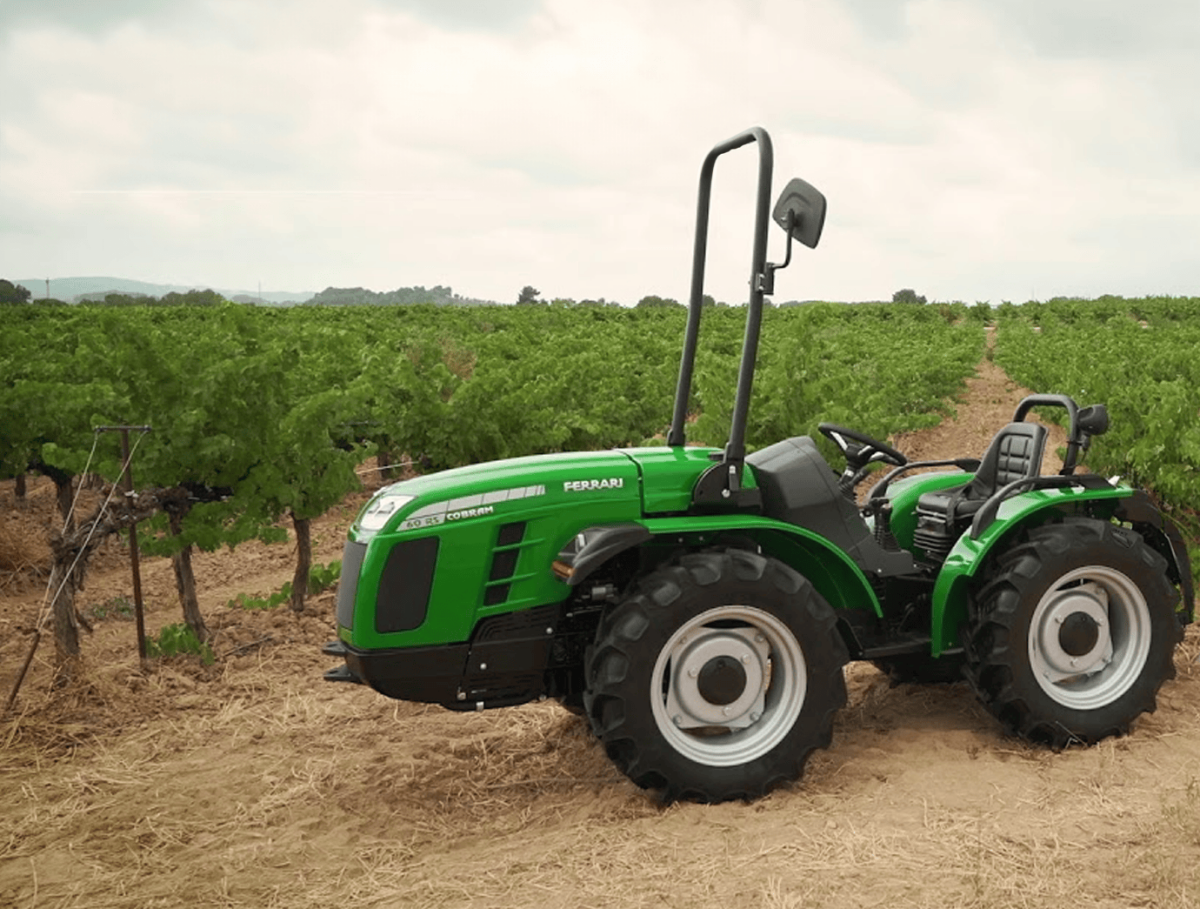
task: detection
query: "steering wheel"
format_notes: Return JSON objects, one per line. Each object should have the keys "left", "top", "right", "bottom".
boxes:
{"left": 818, "top": 423, "right": 907, "bottom": 470}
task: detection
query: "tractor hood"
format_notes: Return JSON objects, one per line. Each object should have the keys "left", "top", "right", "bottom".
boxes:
{"left": 351, "top": 446, "right": 740, "bottom": 541}
{"left": 352, "top": 449, "right": 643, "bottom": 542}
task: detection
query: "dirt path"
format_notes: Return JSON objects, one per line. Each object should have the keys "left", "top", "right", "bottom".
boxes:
{"left": 2, "top": 344, "right": 1198, "bottom": 909}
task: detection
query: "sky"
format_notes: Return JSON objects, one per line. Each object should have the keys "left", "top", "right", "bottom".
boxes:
{"left": 3, "top": 0, "right": 1200, "bottom": 305}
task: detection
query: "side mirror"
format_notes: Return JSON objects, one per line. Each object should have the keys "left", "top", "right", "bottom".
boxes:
{"left": 772, "top": 178, "right": 827, "bottom": 250}
{"left": 1077, "top": 404, "right": 1109, "bottom": 437}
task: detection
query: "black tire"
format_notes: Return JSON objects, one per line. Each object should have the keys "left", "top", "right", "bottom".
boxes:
{"left": 964, "top": 517, "right": 1182, "bottom": 747}
{"left": 583, "top": 549, "right": 848, "bottom": 802}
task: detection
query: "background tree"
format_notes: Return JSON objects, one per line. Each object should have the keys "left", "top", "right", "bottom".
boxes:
{"left": 636, "top": 294, "right": 682, "bottom": 308}
{"left": 0, "top": 279, "right": 32, "bottom": 305}
{"left": 892, "top": 288, "right": 927, "bottom": 305}
{"left": 159, "top": 289, "right": 226, "bottom": 306}
{"left": 516, "top": 285, "right": 542, "bottom": 305}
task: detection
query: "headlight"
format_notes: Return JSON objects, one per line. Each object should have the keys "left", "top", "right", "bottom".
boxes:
{"left": 358, "top": 492, "right": 416, "bottom": 533}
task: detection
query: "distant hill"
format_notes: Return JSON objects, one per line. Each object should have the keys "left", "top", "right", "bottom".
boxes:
{"left": 11, "top": 277, "right": 314, "bottom": 306}
{"left": 9, "top": 277, "right": 505, "bottom": 307}
{"left": 306, "top": 285, "right": 497, "bottom": 307}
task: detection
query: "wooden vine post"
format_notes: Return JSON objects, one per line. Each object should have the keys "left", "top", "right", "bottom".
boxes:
{"left": 4, "top": 483, "right": 184, "bottom": 712}
{"left": 113, "top": 427, "right": 151, "bottom": 659}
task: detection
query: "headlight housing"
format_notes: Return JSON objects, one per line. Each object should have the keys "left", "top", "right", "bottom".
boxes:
{"left": 358, "top": 491, "right": 416, "bottom": 535}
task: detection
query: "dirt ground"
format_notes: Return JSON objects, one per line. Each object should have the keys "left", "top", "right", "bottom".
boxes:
{"left": 2, "top": 345, "right": 1198, "bottom": 909}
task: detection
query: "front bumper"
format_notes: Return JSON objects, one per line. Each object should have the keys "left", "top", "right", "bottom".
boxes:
{"left": 323, "top": 600, "right": 582, "bottom": 711}
{"left": 323, "top": 638, "right": 471, "bottom": 706}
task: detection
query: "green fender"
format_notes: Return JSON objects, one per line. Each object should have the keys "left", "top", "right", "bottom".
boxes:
{"left": 640, "top": 514, "right": 882, "bottom": 617}
{"left": 930, "top": 485, "right": 1134, "bottom": 655}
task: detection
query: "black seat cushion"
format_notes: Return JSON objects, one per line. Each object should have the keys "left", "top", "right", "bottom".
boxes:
{"left": 917, "top": 422, "right": 1048, "bottom": 523}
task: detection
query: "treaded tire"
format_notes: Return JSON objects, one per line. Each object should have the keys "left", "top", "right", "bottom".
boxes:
{"left": 583, "top": 549, "right": 848, "bottom": 803}
{"left": 964, "top": 517, "right": 1182, "bottom": 747}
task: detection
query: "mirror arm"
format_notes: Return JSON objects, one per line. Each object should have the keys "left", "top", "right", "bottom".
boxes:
{"left": 759, "top": 215, "right": 795, "bottom": 296}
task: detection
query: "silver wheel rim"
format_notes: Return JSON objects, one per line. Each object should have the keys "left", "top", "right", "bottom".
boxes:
{"left": 1028, "top": 565, "right": 1152, "bottom": 710}
{"left": 649, "top": 605, "right": 807, "bottom": 767}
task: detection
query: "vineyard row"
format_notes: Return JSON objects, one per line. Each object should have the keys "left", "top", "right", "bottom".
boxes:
{"left": 5, "top": 295, "right": 1199, "bottom": 649}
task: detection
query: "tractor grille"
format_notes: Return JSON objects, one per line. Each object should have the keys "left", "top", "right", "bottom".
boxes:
{"left": 336, "top": 540, "right": 367, "bottom": 631}
{"left": 483, "top": 522, "right": 526, "bottom": 608}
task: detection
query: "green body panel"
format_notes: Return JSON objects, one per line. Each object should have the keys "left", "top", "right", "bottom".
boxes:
{"left": 619, "top": 445, "right": 758, "bottom": 514}
{"left": 345, "top": 449, "right": 646, "bottom": 649}
{"left": 929, "top": 484, "right": 1134, "bottom": 654}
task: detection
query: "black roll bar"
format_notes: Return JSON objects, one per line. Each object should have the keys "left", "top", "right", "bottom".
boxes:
{"left": 1012, "top": 394, "right": 1082, "bottom": 474}
{"left": 667, "top": 126, "right": 774, "bottom": 471}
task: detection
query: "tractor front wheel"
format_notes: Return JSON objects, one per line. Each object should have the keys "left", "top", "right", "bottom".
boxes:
{"left": 583, "top": 549, "right": 847, "bottom": 802}
{"left": 964, "top": 518, "right": 1181, "bottom": 747}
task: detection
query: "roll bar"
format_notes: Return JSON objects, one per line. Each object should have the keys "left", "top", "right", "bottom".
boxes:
{"left": 1012, "top": 394, "right": 1108, "bottom": 475}
{"left": 666, "top": 128, "right": 825, "bottom": 510}
{"left": 667, "top": 126, "right": 775, "bottom": 465}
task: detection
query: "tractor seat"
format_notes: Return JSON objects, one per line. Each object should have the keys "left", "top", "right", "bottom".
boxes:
{"left": 913, "top": 422, "right": 1048, "bottom": 560}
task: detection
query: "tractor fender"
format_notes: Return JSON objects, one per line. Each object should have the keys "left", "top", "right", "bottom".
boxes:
{"left": 566, "top": 523, "right": 652, "bottom": 586}
{"left": 1112, "top": 491, "right": 1195, "bottom": 622}
{"left": 929, "top": 484, "right": 1140, "bottom": 655}
{"left": 584, "top": 515, "right": 883, "bottom": 618}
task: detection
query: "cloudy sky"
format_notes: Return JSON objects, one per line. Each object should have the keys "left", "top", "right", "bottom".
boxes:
{"left": 3, "top": 0, "right": 1199, "bottom": 304}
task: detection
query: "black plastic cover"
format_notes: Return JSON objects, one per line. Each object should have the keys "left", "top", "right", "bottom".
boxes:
{"left": 747, "top": 436, "right": 914, "bottom": 577}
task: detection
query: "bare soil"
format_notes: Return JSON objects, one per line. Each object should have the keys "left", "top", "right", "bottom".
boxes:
{"left": 2, "top": 348, "right": 1198, "bottom": 909}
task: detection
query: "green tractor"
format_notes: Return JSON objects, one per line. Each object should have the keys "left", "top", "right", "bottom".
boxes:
{"left": 324, "top": 128, "right": 1194, "bottom": 802}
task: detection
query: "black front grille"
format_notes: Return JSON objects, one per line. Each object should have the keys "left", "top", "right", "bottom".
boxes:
{"left": 376, "top": 537, "right": 439, "bottom": 633}
{"left": 482, "top": 521, "right": 527, "bottom": 607}
{"left": 483, "top": 583, "right": 511, "bottom": 607}
{"left": 497, "top": 522, "right": 526, "bottom": 546}
{"left": 336, "top": 541, "right": 367, "bottom": 631}
{"left": 489, "top": 548, "right": 519, "bottom": 581}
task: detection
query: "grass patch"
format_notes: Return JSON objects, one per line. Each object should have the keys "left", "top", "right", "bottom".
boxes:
{"left": 227, "top": 584, "right": 292, "bottom": 611}
{"left": 83, "top": 595, "right": 137, "bottom": 623}
{"left": 146, "top": 624, "right": 215, "bottom": 665}
{"left": 226, "top": 560, "right": 341, "bottom": 610}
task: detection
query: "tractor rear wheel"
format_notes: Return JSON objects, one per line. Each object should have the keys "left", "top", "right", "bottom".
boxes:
{"left": 964, "top": 518, "right": 1181, "bottom": 747}
{"left": 583, "top": 549, "right": 847, "bottom": 802}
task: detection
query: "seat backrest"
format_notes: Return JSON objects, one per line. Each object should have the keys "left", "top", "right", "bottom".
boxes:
{"left": 966, "top": 422, "right": 1047, "bottom": 499}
